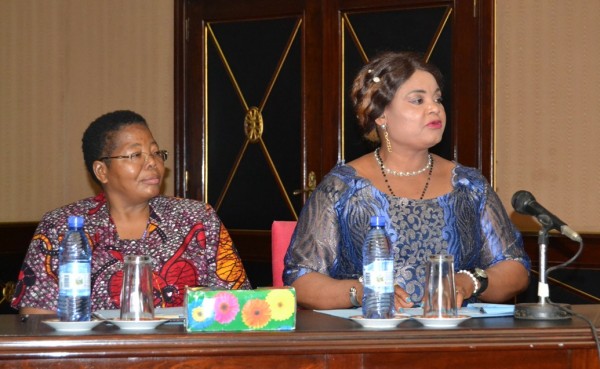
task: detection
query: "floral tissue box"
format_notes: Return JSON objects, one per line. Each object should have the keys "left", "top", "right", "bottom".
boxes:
{"left": 184, "top": 286, "right": 296, "bottom": 332}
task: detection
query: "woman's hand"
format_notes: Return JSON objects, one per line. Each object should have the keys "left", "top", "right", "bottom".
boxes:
{"left": 454, "top": 272, "right": 477, "bottom": 306}
{"left": 453, "top": 261, "right": 529, "bottom": 305}
{"left": 393, "top": 284, "right": 415, "bottom": 310}
{"left": 292, "top": 272, "right": 365, "bottom": 310}
{"left": 477, "top": 261, "right": 529, "bottom": 302}
{"left": 19, "top": 307, "right": 55, "bottom": 315}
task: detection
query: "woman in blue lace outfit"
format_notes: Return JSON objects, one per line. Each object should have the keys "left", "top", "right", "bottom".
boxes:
{"left": 283, "top": 52, "right": 530, "bottom": 310}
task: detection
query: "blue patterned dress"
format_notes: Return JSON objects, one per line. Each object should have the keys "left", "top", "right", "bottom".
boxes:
{"left": 283, "top": 162, "right": 530, "bottom": 304}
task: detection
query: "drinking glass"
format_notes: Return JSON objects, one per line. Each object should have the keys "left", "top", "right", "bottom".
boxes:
{"left": 423, "top": 254, "right": 458, "bottom": 318}
{"left": 120, "top": 255, "right": 155, "bottom": 320}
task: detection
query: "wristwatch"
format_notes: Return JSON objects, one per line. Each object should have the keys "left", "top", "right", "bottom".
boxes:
{"left": 349, "top": 276, "right": 364, "bottom": 307}
{"left": 349, "top": 286, "right": 361, "bottom": 307}
{"left": 471, "top": 268, "right": 489, "bottom": 297}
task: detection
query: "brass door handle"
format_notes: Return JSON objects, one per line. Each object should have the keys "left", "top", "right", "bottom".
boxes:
{"left": 293, "top": 171, "right": 317, "bottom": 196}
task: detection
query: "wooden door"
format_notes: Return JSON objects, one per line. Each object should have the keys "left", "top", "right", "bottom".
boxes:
{"left": 175, "top": 0, "right": 323, "bottom": 286}
{"left": 175, "top": 0, "right": 494, "bottom": 287}
{"left": 320, "top": 0, "right": 493, "bottom": 173}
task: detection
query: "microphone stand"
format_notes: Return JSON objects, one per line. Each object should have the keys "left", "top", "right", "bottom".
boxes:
{"left": 514, "top": 225, "right": 571, "bottom": 320}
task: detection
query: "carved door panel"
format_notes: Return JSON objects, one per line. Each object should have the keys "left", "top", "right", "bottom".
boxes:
{"left": 177, "top": 1, "right": 322, "bottom": 286}
{"left": 340, "top": 4, "right": 454, "bottom": 161}
{"left": 176, "top": 0, "right": 493, "bottom": 286}
{"left": 321, "top": 0, "right": 492, "bottom": 173}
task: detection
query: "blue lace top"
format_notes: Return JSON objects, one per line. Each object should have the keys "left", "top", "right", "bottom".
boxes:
{"left": 283, "top": 162, "right": 530, "bottom": 303}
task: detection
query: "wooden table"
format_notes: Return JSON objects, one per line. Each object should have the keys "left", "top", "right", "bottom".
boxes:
{"left": 1, "top": 305, "right": 600, "bottom": 369}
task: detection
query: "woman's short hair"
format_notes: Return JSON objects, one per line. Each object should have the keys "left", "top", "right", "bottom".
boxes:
{"left": 350, "top": 51, "right": 444, "bottom": 142}
{"left": 82, "top": 110, "right": 148, "bottom": 184}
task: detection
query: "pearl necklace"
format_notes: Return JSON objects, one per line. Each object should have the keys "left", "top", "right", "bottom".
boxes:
{"left": 374, "top": 148, "right": 434, "bottom": 200}
{"left": 374, "top": 148, "right": 432, "bottom": 177}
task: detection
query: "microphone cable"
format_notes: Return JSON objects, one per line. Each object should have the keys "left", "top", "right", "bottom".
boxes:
{"left": 545, "top": 239, "right": 600, "bottom": 363}
{"left": 548, "top": 303, "right": 600, "bottom": 364}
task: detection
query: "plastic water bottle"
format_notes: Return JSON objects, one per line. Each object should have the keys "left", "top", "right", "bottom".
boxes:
{"left": 57, "top": 216, "right": 92, "bottom": 321}
{"left": 362, "top": 216, "right": 394, "bottom": 319}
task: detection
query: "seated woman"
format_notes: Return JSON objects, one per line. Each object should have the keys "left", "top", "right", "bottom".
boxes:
{"left": 283, "top": 52, "right": 530, "bottom": 310}
{"left": 12, "top": 110, "right": 251, "bottom": 314}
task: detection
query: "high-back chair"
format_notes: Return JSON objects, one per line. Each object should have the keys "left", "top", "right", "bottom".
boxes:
{"left": 271, "top": 221, "right": 297, "bottom": 287}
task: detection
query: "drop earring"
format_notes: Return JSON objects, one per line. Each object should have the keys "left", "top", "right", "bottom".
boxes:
{"left": 380, "top": 124, "right": 392, "bottom": 153}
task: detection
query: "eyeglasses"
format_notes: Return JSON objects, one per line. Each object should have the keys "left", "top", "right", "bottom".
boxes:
{"left": 98, "top": 150, "right": 168, "bottom": 164}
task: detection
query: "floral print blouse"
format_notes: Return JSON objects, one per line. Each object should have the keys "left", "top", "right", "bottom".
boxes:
{"left": 12, "top": 193, "right": 251, "bottom": 312}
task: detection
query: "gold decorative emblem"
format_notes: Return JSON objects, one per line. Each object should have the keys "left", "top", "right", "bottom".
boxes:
{"left": 1, "top": 281, "right": 15, "bottom": 305}
{"left": 244, "top": 107, "right": 263, "bottom": 143}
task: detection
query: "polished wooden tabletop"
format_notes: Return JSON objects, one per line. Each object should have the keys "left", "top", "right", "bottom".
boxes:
{"left": 1, "top": 305, "right": 599, "bottom": 369}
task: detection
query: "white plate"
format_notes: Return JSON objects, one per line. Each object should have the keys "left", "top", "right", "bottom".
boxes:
{"left": 402, "top": 305, "right": 514, "bottom": 318}
{"left": 108, "top": 319, "right": 168, "bottom": 331}
{"left": 412, "top": 315, "right": 471, "bottom": 328}
{"left": 93, "top": 307, "right": 183, "bottom": 320}
{"left": 42, "top": 319, "right": 103, "bottom": 332}
{"left": 350, "top": 314, "right": 411, "bottom": 329}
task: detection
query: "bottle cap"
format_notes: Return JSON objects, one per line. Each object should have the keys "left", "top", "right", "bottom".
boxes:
{"left": 369, "top": 216, "right": 385, "bottom": 227}
{"left": 68, "top": 215, "right": 85, "bottom": 228}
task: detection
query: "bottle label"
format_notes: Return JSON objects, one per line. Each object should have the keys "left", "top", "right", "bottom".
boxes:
{"left": 363, "top": 259, "right": 394, "bottom": 293}
{"left": 59, "top": 262, "right": 91, "bottom": 297}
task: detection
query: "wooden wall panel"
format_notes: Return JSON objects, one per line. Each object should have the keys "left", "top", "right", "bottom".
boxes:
{"left": 2, "top": 1, "right": 600, "bottom": 233}
{"left": 0, "top": 0, "right": 174, "bottom": 222}
{"left": 495, "top": 0, "right": 600, "bottom": 233}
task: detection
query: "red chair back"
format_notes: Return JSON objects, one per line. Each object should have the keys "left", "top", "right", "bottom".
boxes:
{"left": 271, "top": 221, "right": 297, "bottom": 287}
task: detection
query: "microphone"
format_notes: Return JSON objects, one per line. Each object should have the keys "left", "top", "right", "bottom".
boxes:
{"left": 511, "top": 190, "right": 582, "bottom": 242}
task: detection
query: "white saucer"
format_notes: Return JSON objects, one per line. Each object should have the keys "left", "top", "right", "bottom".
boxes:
{"left": 94, "top": 307, "right": 183, "bottom": 320}
{"left": 42, "top": 319, "right": 103, "bottom": 332}
{"left": 350, "top": 314, "right": 411, "bottom": 329}
{"left": 412, "top": 315, "right": 471, "bottom": 328}
{"left": 108, "top": 319, "right": 168, "bottom": 331}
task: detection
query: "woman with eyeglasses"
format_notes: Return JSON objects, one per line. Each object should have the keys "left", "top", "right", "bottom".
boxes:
{"left": 12, "top": 110, "right": 251, "bottom": 315}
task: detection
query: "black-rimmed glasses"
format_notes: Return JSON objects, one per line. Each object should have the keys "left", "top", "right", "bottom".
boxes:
{"left": 98, "top": 150, "right": 168, "bottom": 164}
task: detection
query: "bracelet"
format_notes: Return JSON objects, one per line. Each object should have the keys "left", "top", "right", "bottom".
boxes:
{"left": 457, "top": 270, "right": 480, "bottom": 296}
{"left": 349, "top": 286, "right": 361, "bottom": 307}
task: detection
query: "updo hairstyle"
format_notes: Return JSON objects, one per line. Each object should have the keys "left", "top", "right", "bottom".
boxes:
{"left": 350, "top": 51, "right": 444, "bottom": 142}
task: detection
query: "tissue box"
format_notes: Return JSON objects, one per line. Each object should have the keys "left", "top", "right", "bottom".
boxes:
{"left": 184, "top": 286, "right": 296, "bottom": 332}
